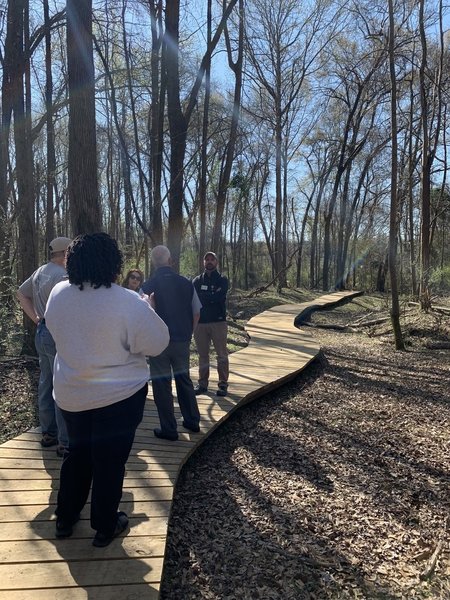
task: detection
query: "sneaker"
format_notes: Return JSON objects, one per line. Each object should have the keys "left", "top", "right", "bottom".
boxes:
{"left": 216, "top": 386, "right": 228, "bottom": 397}
{"left": 194, "top": 385, "right": 208, "bottom": 395}
{"left": 93, "top": 512, "right": 129, "bottom": 547}
{"left": 41, "top": 433, "right": 58, "bottom": 448}
{"left": 182, "top": 421, "right": 200, "bottom": 433}
{"left": 55, "top": 514, "right": 80, "bottom": 538}
{"left": 153, "top": 428, "right": 179, "bottom": 441}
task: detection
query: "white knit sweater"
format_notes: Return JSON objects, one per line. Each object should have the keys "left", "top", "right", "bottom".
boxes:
{"left": 45, "top": 281, "right": 169, "bottom": 412}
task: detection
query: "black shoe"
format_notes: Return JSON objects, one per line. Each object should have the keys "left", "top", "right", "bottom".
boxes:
{"left": 93, "top": 512, "right": 129, "bottom": 547}
{"left": 55, "top": 514, "right": 80, "bottom": 538}
{"left": 182, "top": 421, "right": 200, "bottom": 433}
{"left": 41, "top": 433, "right": 58, "bottom": 447}
{"left": 216, "top": 386, "right": 228, "bottom": 397}
{"left": 153, "top": 428, "right": 179, "bottom": 441}
{"left": 56, "top": 445, "right": 67, "bottom": 458}
{"left": 194, "top": 385, "right": 208, "bottom": 395}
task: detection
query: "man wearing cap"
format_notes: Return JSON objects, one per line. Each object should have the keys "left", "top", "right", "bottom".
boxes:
{"left": 17, "top": 237, "right": 72, "bottom": 456}
{"left": 193, "top": 252, "right": 229, "bottom": 397}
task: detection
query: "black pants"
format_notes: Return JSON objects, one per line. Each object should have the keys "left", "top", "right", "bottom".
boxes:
{"left": 57, "top": 384, "right": 147, "bottom": 536}
{"left": 149, "top": 341, "right": 200, "bottom": 436}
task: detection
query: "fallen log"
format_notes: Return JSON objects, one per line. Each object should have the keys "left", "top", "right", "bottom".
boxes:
{"left": 352, "top": 316, "right": 392, "bottom": 327}
{"left": 408, "top": 301, "right": 450, "bottom": 315}
{"left": 301, "top": 322, "right": 353, "bottom": 331}
{"left": 425, "top": 341, "right": 450, "bottom": 350}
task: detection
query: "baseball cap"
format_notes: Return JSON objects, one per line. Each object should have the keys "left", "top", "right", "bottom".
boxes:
{"left": 49, "top": 237, "right": 72, "bottom": 253}
{"left": 204, "top": 251, "right": 217, "bottom": 260}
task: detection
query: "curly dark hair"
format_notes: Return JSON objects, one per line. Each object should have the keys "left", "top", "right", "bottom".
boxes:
{"left": 66, "top": 233, "right": 123, "bottom": 290}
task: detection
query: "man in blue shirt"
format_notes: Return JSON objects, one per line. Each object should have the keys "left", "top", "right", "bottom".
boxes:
{"left": 143, "top": 246, "right": 201, "bottom": 441}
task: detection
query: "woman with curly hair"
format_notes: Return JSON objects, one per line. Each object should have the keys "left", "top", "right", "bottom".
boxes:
{"left": 45, "top": 233, "right": 169, "bottom": 547}
{"left": 122, "top": 268, "right": 145, "bottom": 296}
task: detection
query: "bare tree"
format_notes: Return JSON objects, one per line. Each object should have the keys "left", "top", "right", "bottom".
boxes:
{"left": 44, "top": 0, "right": 56, "bottom": 246}
{"left": 210, "top": 0, "right": 244, "bottom": 255}
{"left": 387, "top": 0, "right": 405, "bottom": 350}
{"left": 418, "top": 0, "right": 445, "bottom": 310}
{"left": 67, "top": 0, "right": 101, "bottom": 233}
{"left": 164, "top": 0, "right": 239, "bottom": 270}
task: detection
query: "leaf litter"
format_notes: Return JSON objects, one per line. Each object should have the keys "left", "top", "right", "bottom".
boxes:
{"left": 161, "top": 297, "right": 450, "bottom": 599}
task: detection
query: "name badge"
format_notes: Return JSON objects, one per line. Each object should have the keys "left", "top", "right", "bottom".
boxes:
{"left": 201, "top": 285, "right": 208, "bottom": 290}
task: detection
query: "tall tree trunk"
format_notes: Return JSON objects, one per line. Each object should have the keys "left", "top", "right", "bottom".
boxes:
{"left": 67, "top": 0, "right": 101, "bottom": 234}
{"left": 211, "top": 0, "right": 244, "bottom": 254}
{"left": 418, "top": 0, "right": 444, "bottom": 310}
{"left": 418, "top": 0, "right": 431, "bottom": 311}
{"left": 44, "top": 0, "right": 55, "bottom": 245}
{"left": 281, "top": 140, "right": 288, "bottom": 288}
{"left": 9, "top": 0, "right": 37, "bottom": 353}
{"left": 274, "top": 107, "right": 283, "bottom": 289}
{"left": 407, "top": 75, "right": 418, "bottom": 297}
{"left": 388, "top": 0, "right": 405, "bottom": 350}
{"left": 198, "top": 0, "right": 212, "bottom": 270}
{"left": 149, "top": 0, "right": 164, "bottom": 245}
{"left": 165, "top": 0, "right": 238, "bottom": 270}
{"left": 13, "top": 0, "right": 36, "bottom": 283}
{"left": 0, "top": 0, "right": 16, "bottom": 304}
{"left": 122, "top": 2, "right": 149, "bottom": 250}
{"left": 164, "top": 0, "right": 187, "bottom": 270}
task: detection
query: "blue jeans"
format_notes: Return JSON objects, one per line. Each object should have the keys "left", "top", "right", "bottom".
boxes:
{"left": 35, "top": 322, "right": 69, "bottom": 447}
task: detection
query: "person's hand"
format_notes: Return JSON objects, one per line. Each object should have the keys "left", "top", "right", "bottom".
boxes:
{"left": 142, "top": 292, "right": 155, "bottom": 309}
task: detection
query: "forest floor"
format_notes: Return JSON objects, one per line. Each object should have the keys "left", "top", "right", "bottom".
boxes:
{"left": 1, "top": 290, "right": 450, "bottom": 599}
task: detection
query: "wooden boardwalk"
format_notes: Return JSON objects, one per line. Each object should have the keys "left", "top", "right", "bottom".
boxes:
{"left": 0, "top": 291, "right": 361, "bottom": 599}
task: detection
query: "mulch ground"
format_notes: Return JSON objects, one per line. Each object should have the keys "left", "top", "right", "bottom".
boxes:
{"left": 161, "top": 302, "right": 450, "bottom": 599}
{"left": 0, "top": 357, "right": 39, "bottom": 444}
{"left": 1, "top": 295, "right": 449, "bottom": 599}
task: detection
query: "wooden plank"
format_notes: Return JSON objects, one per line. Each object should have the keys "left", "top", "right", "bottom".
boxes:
{"left": 1, "top": 515, "right": 170, "bottom": 541}
{"left": 0, "top": 458, "right": 183, "bottom": 472}
{"left": 0, "top": 584, "right": 159, "bottom": 600}
{"left": 0, "top": 474, "right": 176, "bottom": 492}
{"left": 0, "top": 557, "right": 164, "bottom": 589}
{"left": 1, "top": 500, "right": 171, "bottom": 524}
{"left": 0, "top": 535, "right": 167, "bottom": 563}
{"left": 0, "top": 484, "right": 173, "bottom": 507}
{"left": 0, "top": 448, "right": 189, "bottom": 465}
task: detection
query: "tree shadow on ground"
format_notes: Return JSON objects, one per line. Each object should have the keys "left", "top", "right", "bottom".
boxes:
{"left": 161, "top": 342, "right": 450, "bottom": 599}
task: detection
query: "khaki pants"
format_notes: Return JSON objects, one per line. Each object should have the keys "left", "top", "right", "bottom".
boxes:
{"left": 194, "top": 321, "right": 229, "bottom": 389}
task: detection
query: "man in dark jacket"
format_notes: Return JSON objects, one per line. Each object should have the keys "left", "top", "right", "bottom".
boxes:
{"left": 193, "top": 251, "right": 229, "bottom": 397}
{"left": 143, "top": 245, "right": 201, "bottom": 441}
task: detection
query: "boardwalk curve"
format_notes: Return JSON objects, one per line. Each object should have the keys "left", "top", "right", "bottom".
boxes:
{"left": 0, "top": 290, "right": 361, "bottom": 599}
